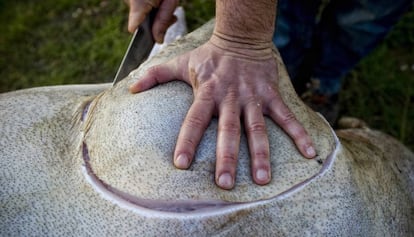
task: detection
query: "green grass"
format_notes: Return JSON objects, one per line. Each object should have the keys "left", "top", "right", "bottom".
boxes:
{"left": 0, "top": 0, "right": 130, "bottom": 89}
{"left": 340, "top": 9, "right": 414, "bottom": 149}
{"left": 0, "top": 1, "right": 413, "bottom": 150}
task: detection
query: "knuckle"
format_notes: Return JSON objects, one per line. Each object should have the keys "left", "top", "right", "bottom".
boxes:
{"left": 179, "top": 137, "right": 197, "bottom": 149}
{"left": 147, "top": 65, "right": 161, "bottom": 75}
{"left": 201, "top": 81, "right": 215, "bottom": 94}
{"left": 244, "top": 95, "right": 258, "bottom": 104}
{"left": 240, "top": 86, "right": 256, "bottom": 99}
{"left": 145, "top": 67, "right": 162, "bottom": 83}
{"left": 279, "top": 111, "right": 297, "bottom": 126}
{"left": 224, "top": 89, "right": 239, "bottom": 103}
{"left": 246, "top": 121, "right": 267, "bottom": 134}
{"left": 293, "top": 129, "right": 309, "bottom": 141}
{"left": 253, "top": 150, "right": 270, "bottom": 160}
{"left": 219, "top": 122, "right": 240, "bottom": 135}
{"left": 197, "top": 83, "right": 216, "bottom": 100}
{"left": 244, "top": 96, "right": 258, "bottom": 107}
{"left": 144, "top": 0, "right": 160, "bottom": 8}
{"left": 185, "top": 114, "right": 206, "bottom": 129}
{"left": 266, "top": 94, "right": 283, "bottom": 110}
{"left": 157, "top": 15, "right": 173, "bottom": 26}
{"left": 220, "top": 154, "right": 238, "bottom": 164}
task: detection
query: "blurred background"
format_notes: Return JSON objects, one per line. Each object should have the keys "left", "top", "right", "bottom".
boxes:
{"left": 0, "top": 0, "right": 413, "bottom": 150}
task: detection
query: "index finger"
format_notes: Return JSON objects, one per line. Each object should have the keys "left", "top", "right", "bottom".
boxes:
{"left": 128, "top": 0, "right": 161, "bottom": 33}
{"left": 173, "top": 94, "right": 215, "bottom": 169}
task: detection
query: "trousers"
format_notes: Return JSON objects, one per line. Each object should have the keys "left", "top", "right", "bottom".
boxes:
{"left": 273, "top": 0, "right": 412, "bottom": 95}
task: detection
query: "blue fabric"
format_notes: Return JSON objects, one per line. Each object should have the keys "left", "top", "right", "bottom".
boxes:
{"left": 273, "top": 0, "right": 413, "bottom": 95}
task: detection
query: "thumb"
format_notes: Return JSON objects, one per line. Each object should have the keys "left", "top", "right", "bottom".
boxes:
{"left": 129, "top": 59, "right": 184, "bottom": 93}
{"left": 127, "top": 0, "right": 153, "bottom": 33}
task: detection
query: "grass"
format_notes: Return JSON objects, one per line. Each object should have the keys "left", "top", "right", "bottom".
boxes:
{"left": 0, "top": 1, "right": 413, "bottom": 150}
{"left": 340, "top": 9, "right": 414, "bottom": 149}
{"left": 0, "top": 0, "right": 130, "bottom": 89}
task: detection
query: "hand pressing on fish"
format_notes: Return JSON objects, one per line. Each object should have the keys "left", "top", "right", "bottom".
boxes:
{"left": 129, "top": 35, "right": 316, "bottom": 189}
{"left": 128, "top": 0, "right": 316, "bottom": 189}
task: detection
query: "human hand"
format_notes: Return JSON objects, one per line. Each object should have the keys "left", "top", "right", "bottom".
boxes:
{"left": 127, "top": 0, "right": 179, "bottom": 43}
{"left": 129, "top": 34, "right": 316, "bottom": 190}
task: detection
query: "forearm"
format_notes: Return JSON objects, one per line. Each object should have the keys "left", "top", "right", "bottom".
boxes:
{"left": 214, "top": 0, "right": 277, "bottom": 43}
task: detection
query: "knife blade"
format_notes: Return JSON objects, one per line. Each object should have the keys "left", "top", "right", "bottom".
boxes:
{"left": 113, "top": 10, "right": 156, "bottom": 85}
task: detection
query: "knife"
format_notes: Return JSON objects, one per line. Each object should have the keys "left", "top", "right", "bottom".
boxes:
{"left": 113, "top": 10, "right": 156, "bottom": 85}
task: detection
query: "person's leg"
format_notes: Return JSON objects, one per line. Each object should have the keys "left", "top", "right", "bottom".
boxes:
{"left": 273, "top": 0, "right": 322, "bottom": 80}
{"left": 312, "top": 0, "right": 412, "bottom": 96}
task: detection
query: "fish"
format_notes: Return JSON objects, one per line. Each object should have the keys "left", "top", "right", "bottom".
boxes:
{"left": 0, "top": 19, "right": 413, "bottom": 236}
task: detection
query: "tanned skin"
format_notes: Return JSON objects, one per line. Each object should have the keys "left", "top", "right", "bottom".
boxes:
{"left": 128, "top": 0, "right": 316, "bottom": 190}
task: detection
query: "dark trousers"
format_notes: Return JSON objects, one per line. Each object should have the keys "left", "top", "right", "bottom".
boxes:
{"left": 273, "top": 0, "right": 412, "bottom": 95}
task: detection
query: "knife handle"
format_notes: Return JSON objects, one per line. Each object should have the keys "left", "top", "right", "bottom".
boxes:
{"left": 140, "top": 8, "right": 157, "bottom": 41}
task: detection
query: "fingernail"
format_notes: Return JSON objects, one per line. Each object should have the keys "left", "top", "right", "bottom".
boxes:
{"left": 175, "top": 154, "right": 188, "bottom": 169}
{"left": 256, "top": 169, "right": 269, "bottom": 182}
{"left": 157, "top": 32, "right": 165, "bottom": 44}
{"left": 217, "top": 173, "right": 233, "bottom": 189}
{"left": 128, "top": 84, "right": 140, "bottom": 93}
{"left": 306, "top": 146, "right": 316, "bottom": 157}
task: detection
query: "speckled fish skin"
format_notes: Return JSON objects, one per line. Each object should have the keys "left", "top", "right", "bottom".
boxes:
{"left": 0, "top": 20, "right": 413, "bottom": 236}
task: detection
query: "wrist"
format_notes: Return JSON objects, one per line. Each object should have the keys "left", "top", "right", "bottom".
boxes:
{"left": 209, "top": 32, "right": 274, "bottom": 60}
{"left": 214, "top": 0, "right": 277, "bottom": 42}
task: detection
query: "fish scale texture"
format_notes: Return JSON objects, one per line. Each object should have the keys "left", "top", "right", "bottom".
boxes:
{"left": 0, "top": 20, "right": 413, "bottom": 236}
